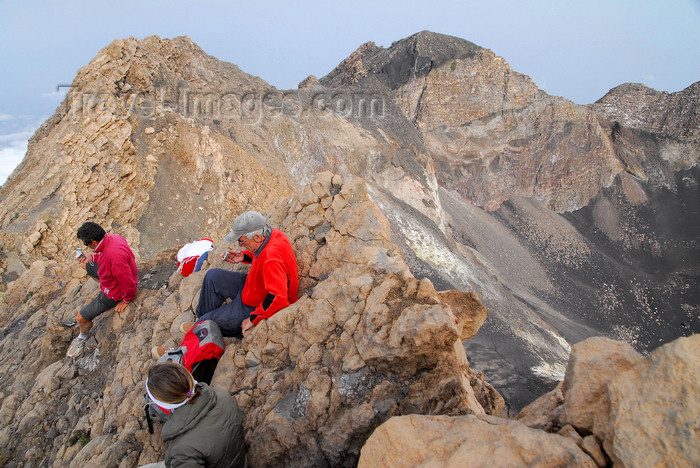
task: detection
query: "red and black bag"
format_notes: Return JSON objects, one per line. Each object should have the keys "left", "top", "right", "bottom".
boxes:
{"left": 157, "top": 320, "right": 225, "bottom": 383}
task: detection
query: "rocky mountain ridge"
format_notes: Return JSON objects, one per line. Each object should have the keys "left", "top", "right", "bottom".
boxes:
{"left": 0, "top": 30, "right": 697, "bottom": 466}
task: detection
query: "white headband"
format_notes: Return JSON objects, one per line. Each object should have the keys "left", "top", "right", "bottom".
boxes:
{"left": 146, "top": 378, "right": 198, "bottom": 411}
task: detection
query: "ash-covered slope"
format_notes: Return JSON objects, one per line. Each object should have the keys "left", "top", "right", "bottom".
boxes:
{"left": 318, "top": 30, "right": 699, "bottom": 408}
{"left": 317, "top": 38, "right": 628, "bottom": 403}
{"left": 0, "top": 30, "right": 697, "bottom": 425}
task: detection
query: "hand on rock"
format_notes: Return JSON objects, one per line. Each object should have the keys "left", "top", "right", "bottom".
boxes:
{"left": 241, "top": 317, "right": 254, "bottom": 336}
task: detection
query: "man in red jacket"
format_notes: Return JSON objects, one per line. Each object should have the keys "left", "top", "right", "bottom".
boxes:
{"left": 66, "top": 222, "right": 138, "bottom": 358}
{"left": 182, "top": 211, "right": 298, "bottom": 339}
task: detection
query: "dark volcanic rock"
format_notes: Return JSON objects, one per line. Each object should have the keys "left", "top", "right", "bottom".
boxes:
{"left": 320, "top": 31, "right": 483, "bottom": 89}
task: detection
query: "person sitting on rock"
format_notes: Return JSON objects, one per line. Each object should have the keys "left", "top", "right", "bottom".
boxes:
{"left": 158, "top": 211, "right": 298, "bottom": 353}
{"left": 66, "top": 221, "right": 138, "bottom": 358}
{"left": 191, "top": 211, "right": 297, "bottom": 335}
{"left": 145, "top": 361, "right": 247, "bottom": 468}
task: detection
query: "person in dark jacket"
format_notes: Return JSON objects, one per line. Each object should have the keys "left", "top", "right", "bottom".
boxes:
{"left": 67, "top": 221, "right": 138, "bottom": 357}
{"left": 146, "top": 362, "right": 247, "bottom": 468}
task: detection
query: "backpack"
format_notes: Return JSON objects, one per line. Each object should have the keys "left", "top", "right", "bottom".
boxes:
{"left": 143, "top": 320, "right": 225, "bottom": 433}
{"left": 168, "top": 319, "right": 225, "bottom": 373}
{"left": 177, "top": 239, "right": 214, "bottom": 276}
{"left": 143, "top": 394, "right": 170, "bottom": 434}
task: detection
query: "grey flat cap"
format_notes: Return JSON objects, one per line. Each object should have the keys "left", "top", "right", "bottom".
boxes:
{"left": 224, "top": 211, "right": 269, "bottom": 242}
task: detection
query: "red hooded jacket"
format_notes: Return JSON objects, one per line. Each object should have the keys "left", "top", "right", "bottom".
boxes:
{"left": 91, "top": 234, "right": 138, "bottom": 303}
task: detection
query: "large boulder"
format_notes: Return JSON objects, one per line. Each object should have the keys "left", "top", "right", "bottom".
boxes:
{"left": 599, "top": 335, "right": 700, "bottom": 467}
{"left": 560, "top": 336, "right": 645, "bottom": 433}
{"left": 517, "top": 335, "right": 700, "bottom": 467}
{"left": 358, "top": 414, "right": 597, "bottom": 467}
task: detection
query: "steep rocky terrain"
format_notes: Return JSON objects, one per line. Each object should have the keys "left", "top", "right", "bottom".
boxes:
{"left": 0, "top": 30, "right": 697, "bottom": 466}
{"left": 0, "top": 174, "right": 503, "bottom": 467}
{"left": 319, "top": 31, "right": 699, "bottom": 407}
{"left": 360, "top": 334, "right": 699, "bottom": 467}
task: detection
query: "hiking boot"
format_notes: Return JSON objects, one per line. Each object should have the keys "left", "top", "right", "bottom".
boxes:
{"left": 66, "top": 337, "right": 86, "bottom": 358}
{"left": 179, "top": 321, "right": 196, "bottom": 333}
{"left": 151, "top": 346, "right": 169, "bottom": 360}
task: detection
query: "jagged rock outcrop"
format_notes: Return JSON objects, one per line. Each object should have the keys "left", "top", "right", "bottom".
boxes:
{"left": 592, "top": 82, "right": 700, "bottom": 187}
{"left": 0, "top": 34, "right": 446, "bottom": 267}
{"left": 0, "top": 36, "right": 294, "bottom": 264}
{"left": 321, "top": 31, "right": 623, "bottom": 212}
{"left": 359, "top": 334, "right": 699, "bottom": 467}
{"left": 210, "top": 173, "right": 500, "bottom": 467}
{"left": 0, "top": 29, "right": 697, "bottom": 429}
{"left": 0, "top": 174, "right": 501, "bottom": 467}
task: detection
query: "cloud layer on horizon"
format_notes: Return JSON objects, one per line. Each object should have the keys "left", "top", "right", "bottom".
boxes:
{"left": 0, "top": 126, "right": 35, "bottom": 185}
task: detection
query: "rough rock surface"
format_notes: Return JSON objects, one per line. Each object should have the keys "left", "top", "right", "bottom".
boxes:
{"left": 0, "top": 174, "right": 501, "bottom": 467}
{"left": 358, "top": 414, "right": 597, "bottom": 468}
{"left": 559, "top": 337, "right": 645, "bottom": 433}
{"left": 0, "top": 30, "right": 697, "bottom": 423}
{"left": 321, "top": 31, "right": 622, "bottom": 212}
{"left": 211, "top": 173, "right": 502, "bottom": 467}
{"left": 0, "top": 36, "right": 293, "bottom": 264}
{"left": 359, "top": 334, "right": 698, "bottom": 467}
{"left": 516, "top": 335, "right": 700, "bottom": 467}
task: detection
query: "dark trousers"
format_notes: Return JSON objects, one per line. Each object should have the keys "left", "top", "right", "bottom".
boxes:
{"left": 196, "top": 268, "right": 255, "bottom": 338}
{"left": 80, "top": 262, "right": 119, "bottom": 321}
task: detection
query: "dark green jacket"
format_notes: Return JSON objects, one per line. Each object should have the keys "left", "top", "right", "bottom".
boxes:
{"left": 162, "top": 384, "right": 247, "bottom": 468}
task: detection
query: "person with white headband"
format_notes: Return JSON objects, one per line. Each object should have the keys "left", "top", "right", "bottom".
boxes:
{"left": 145, "top": 362, "right": 247, "bottom": 468}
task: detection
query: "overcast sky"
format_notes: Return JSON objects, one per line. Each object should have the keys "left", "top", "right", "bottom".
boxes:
{"left": 1, "top": 0, "right": 699, "bottom": 184}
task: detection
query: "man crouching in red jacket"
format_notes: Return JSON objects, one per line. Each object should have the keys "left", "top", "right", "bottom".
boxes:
{"left": 66, "top": 222, "right": 138, "bottom": 358}
{"left": 180, "top": 211, "right": 298, "bottom": 339}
